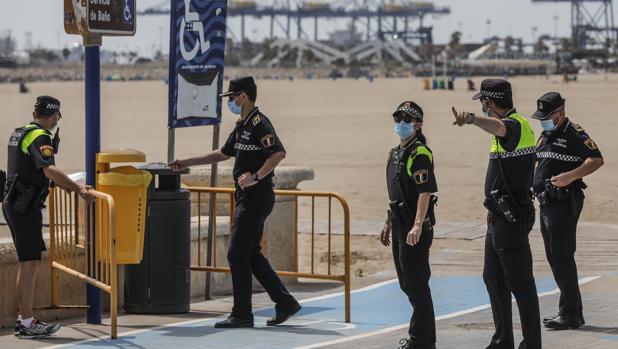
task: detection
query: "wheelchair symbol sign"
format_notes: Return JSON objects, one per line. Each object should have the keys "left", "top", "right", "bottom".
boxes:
{"left": 180, "top": 0, "right": 215, "bottom": 61}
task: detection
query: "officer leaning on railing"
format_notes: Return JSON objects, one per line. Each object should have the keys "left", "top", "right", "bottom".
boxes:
{"left": 2, "top": 96, "right": 95, "bottom": 339}
{"left": 531, "top": 92, "right": 604, "bottom": 331}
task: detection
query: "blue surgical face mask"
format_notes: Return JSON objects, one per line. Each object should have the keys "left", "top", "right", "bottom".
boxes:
{"left": 394, "top": 122, "right": 417, "bottom": 139}
{"left": 540, "top": 119, "right": 555, "bottom": 131}
{"left": 228, "top": 99, "right": 241, "bottom": 115}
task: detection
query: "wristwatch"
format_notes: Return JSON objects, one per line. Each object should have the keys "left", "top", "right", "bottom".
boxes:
{"left": 252, "top": 172, "right": 260, "bottom": 181}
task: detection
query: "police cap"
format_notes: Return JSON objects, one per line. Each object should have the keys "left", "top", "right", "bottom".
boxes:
{"left": 34, "top": 95, "right": 61, "bottom": 117}
{"left": 472, "top": 79, "right": 512, "bottom": 101}
{"left": 220, "top": 76, "right": 257, "bottom": 97}
{"left": 532, "top": 92, "right": 565, "bottom": 120}
{"left": 393, "top": 101, "right": 423, "bottom": 121}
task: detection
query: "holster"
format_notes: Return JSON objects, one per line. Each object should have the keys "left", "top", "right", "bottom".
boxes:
{"left": 485, "top": 190, "right": 533, "bottom": 228}
{"left": 4, "top": 177, "right": 47, "bottom": 213}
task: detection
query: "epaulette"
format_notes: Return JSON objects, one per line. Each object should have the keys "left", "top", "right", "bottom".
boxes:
{"left": 252, "top": 114, "right": 261, "bottom": 126}
{"left": 571, "top": 123, "right": 585, "bottom": 133}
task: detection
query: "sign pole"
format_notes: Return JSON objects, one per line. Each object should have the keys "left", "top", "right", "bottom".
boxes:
{"left": 205, "top": 124, "right": 220, "bottom": 300}
{"left": 84, "top": 34, "right": 102, "bottom": 325}
{"left": 167, "top": 128, "right": 175, "bottom": 164}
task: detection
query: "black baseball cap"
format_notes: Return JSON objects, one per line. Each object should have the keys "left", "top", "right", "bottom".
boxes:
{"left": 34, "top": 95, "right": 61, "bottom": 117}
{"left": 220, "top": 76, "right": 257, "bottom": 97}
{"left": 393, "top": 101, "right": 423, "bottom": 121}
{"left": 472, "top": 79, "right": 512, "bottom": 100}
{"left": 532, "top": 92, "right": 565, "bottom": 120}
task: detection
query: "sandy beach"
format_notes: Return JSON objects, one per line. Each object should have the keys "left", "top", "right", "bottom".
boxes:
{"left": 1, "top": 75, "right": 616, "bottom": 228}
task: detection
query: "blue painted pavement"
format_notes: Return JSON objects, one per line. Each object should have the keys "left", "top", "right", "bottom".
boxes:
{"left": 54, "top": 276, "right": 564, "bottom": 349}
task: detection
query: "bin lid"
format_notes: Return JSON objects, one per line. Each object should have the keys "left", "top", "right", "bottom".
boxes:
{"left": 97, "top": 149, "right": 146, "bottom": 164}
{"left": 138, "top": 162, "right": 190, "bottom": 175}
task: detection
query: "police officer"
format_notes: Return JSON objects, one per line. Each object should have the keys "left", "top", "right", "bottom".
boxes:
{"left": 171, "top": 77, "right": 301, "bottom": 328}
{"left": 531, "top": 92, "right": 604, "bottom": 330}
{"left": 3, "top": 96, "right": 95, "bottom": 338}
{"left": 452, "top": 79, "right": 542, "bottom": 349}
{"left": 380, "top": 101, "right": 437, "bottom": 349}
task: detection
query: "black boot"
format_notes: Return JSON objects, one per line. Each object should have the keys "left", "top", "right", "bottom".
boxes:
{"left": 544, "top": 315, "right": 583, "bottom": 330}
{"left": 214, "top": 316, "right": 254, "bottom": 329}
{"left": 266, "top": 302, "right": 302, "bottom": 326}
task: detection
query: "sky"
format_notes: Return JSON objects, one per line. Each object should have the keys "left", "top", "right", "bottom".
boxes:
{"left": 1, "top": 0, "right": 615, "bottom": 57}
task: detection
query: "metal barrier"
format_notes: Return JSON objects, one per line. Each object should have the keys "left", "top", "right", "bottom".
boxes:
{"left": 47, "top": 186, "right": 118, "bottom": 339}
{"left": 187, "top": 187, "right": 352, "bottom": 322}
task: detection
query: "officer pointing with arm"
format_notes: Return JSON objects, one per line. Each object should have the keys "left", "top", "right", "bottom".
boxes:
{"left": 3, "top": 96, "right": 95, "bottom": 339}
{"left": 452, "top": 79, "right": 542, "bottom": 349}
{"left": 171, "top": 77, "right": 301, "bottom": 328}
{"left": 531, "top": 92, "right": 603, "bottom": 330}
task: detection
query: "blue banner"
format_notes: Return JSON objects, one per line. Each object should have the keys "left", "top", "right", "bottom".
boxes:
{"left": 168, "top": 0, "right": 227, "bottom": 129}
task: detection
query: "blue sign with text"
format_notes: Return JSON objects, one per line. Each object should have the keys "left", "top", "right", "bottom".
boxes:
{"left": 168, "top": 0, "right": 227, "bottom": 129}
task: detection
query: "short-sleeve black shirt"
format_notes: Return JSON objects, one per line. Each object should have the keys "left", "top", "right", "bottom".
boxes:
{"left": 221, "top": 107, "right": 285, "bottom": 181}
{"left": 386, "top": 140, "right": 438, "bottom": 214}
{"left": 533, "top": 118, "right": 602, "bottom": 192}
{"left": 484, "top": 110, "right": 536, "bottom": 198}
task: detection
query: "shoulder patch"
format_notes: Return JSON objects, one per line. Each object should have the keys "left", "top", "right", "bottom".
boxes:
{"left": 584, "top": 138, "right": 598, "bottom": 150}
{"left": 413, "top": 170, "right": 429, "bottom": 185}
{"left": 571, "top": 123, "right": 585, "bottom": 133}
{"left": 252, "top": 115, "right": 261, "bottom": 126}
{"left": 40, "top": 145, "right": 54, "bottom": 157}
{"left": 261, "top": 134, "right": 275, "bottom": 148}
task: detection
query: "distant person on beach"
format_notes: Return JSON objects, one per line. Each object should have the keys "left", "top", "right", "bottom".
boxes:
{"left": 19, "top": 80, "right": 29, "bottom": 94}
{"left": 171, "top": 77, "right": 301, "bottom": 329}
{"left": 380, "top": 101, "right": 438, "bottom": 349}
{"left": 531, "top": 92, "right": 604, "bottom": 330}
{"left": 3, "top": 96, "right": 95, "bottom": 338}
{"left": 452, "top": 79, "right": 542, "bottom": 349}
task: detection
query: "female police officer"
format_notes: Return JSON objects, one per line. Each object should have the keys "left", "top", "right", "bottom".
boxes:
{"left": 380, "top": 101, "right": 437, "bottom": 349}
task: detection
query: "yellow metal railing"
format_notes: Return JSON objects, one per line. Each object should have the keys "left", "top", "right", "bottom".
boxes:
{"left": 188, "top": 187, "right": 352, "bottom": 323}
{"left": 48, "top": 186, "right": 118, "bottom": 339}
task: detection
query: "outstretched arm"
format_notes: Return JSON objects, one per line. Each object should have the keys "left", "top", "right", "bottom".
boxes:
{"left": 451, "top": 106, "right": 507, "bottom": 137}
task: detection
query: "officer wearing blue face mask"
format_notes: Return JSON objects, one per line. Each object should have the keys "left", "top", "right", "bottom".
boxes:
{"left": 171, "top": 77, "right": 300, "bottom": 329}
{"left": 532, "top": 92, "right": 604, "bottom": 330}
{"left": 380, "top": 101, "right": 438, "bottom": 349}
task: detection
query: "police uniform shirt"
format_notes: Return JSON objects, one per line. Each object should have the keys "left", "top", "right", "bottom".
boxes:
{"left": 7, "top": 122, "right": 55, "bottom": 189}
{"left": 484, "top": 110, "right": 536, "bottom": 198}
{"left": 387, "top": 139, "right": 437, "bottom": 210}
{"left": 221, "top": 107, "right": 285, "bottom": 181}
{"left": 533, "top": 118, "right": 602, "bottom": 193}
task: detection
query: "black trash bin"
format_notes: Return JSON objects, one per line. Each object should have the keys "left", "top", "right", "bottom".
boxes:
{"left": 124, "top": 163, "right": 191, "bottom": 314}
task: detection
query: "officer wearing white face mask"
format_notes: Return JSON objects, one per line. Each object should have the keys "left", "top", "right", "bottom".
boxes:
{"left": 380, "top": 101, "right": 438, "bottom": 349}
{"left": 532, "top": 92, "right": 604, "bottom": 330}
{"left": 171, "top": 77, "right": 301, "bottom": 329}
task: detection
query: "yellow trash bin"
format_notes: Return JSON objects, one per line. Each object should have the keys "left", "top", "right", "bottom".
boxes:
{"left": 98, "top": 166, "right": 152, "bottom": 264}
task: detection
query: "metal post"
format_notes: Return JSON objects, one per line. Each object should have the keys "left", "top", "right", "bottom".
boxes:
{"left": 205, "top": 124, "right": 221, "bottom": 300}
{"left": 241, "top": 15, "right": 246, "bottom": 42}
{"left": 314, "top": 16, "right": 318, "bottom": 41}
{"left": 167, "top": 128, "right": 175, "bottom": 164}
{"left": 270, "top": 15, "right": 275, "bottom": 38}
{"left": 84, "top": 35, "right": 102, "bottom": 325}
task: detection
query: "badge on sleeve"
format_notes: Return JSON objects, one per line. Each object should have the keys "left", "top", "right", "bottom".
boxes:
{"left": 413, "top": 170, "right": 429, "bottom": 185}
{"left": 584, "top": 138, "right": 598, "bottom": 150}
{"left": 261, "top": 134, "right": 275, "bottom": 148}
{"left": 40, "top": 145, "right": 54, "bottom": 157}
{"left": 252, "top": 115, "right": 261, "bottom": 126}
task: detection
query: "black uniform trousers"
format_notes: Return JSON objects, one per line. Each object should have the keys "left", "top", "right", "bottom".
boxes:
{"left": 484, "top": 212, "right": 541, "bottom": 349}
{"left": 539, "top": 190, "right": 584, "bottom": 319}
{"left": 228, "top": 180, "right": 296, "bottom": 319}
{"left": 392, "top": 221, "right": 436, "bottom": 349}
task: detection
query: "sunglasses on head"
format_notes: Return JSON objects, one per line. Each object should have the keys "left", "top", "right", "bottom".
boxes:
{"left": 393, "top": 112, "right": 420, "bottom": 123}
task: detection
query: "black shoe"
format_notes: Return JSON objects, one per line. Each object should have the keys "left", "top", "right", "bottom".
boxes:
{"left": 543, "top": 313, "right": 560, "bottom": 323}
{"left": 266, "top": 302, "right": 302, "bottom": 326}
{"left": 214, "top": 316, "right": 254, "bottom": 329}
{"left": 397, "top": 338, "right": 411, "bottom": 349}
{"left": 544, "top": 315, "right": 583, "bottom": 330}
